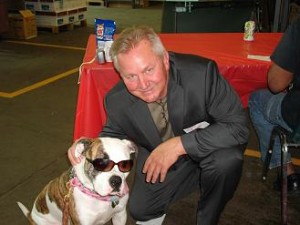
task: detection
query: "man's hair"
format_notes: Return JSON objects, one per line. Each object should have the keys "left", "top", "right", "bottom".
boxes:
{"left": 110, "top": 25, "right": 166, "bottom": 71}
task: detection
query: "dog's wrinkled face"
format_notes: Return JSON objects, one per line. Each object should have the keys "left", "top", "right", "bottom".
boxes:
{"left": 76, "top": 137, "right": 136, "bottom": 197}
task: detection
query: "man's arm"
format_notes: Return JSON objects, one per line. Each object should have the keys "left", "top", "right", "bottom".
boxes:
{"left": 268, "top": 63, "right": 294, "bottom": 93}
{"left": 268, "top": 18, "right": 300, "bottom": 93}
{"left": 181, "top": 60, "right": 249, "bottom": 161}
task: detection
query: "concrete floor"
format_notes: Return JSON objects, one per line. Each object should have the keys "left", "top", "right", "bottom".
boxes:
{"left": 0, "top": 3, "right": 299, "bottom": 225}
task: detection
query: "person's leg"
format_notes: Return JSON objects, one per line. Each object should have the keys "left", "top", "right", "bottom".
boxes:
{"left": 129, "top": 145, "right": 244, "bottom": 225}
{"left": 248, "top": 89, "right": 292, "bottom": 169}
{"left": 249, "top": 89, "right": 300, "bottom": 193}
{"left": 128, "top": 147, "right": 200, "bottom": 224}
{"left": 196, "top": 145, "right": 245, "bottom": 225}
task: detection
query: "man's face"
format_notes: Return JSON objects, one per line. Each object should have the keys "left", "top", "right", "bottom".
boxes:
{"left": 117, "top": 40, "right": 170, "bottom": 103}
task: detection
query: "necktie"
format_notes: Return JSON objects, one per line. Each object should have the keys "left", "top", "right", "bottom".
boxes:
{"left": 148, "top": 97, "right": 174, "bottom": 141}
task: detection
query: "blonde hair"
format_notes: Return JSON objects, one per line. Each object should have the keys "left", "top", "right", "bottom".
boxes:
{"left": 110, "top": 25, "right": 166, "bottom": 71}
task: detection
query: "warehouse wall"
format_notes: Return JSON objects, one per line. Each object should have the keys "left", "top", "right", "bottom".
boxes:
{"left": 161, "top": 1, "right": 254, "bottom": 33}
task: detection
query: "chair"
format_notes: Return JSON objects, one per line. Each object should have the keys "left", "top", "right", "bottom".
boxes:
{"left": 261, "top": 125, "right": 300, "bottom": 225}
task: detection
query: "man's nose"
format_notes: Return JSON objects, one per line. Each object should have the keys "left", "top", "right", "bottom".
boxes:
{"left": 138, "top": 75, "right": 148, "bottom": 89}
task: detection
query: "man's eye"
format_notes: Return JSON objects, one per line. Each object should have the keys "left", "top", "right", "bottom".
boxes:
{"left": 145, "top": 68, "right": 153, "bottom": 74}
{"left": 125, "top": 74, "right": 136, "bottom": 81}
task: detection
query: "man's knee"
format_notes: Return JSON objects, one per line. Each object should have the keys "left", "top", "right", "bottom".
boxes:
{"left": 128, "top": 199, "right": 145, "bottom": 221}
{"left": 212, "top": 147, "right": 244, "bottom": 181}
{"left": 201, "top": 147, "right": 244, "bottom": 192}
{"left": 212, "top": 147, "right": 244, "bottom": 200}
{"left": 128, "top": 193, "right": 164, "bottom": 221}
{"left": 249, "top": 89, "right": 265, "bottom": 112}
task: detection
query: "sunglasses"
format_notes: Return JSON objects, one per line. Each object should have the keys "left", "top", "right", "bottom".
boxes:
{"left": 86, "top": 158, "right": 133, "bottom": 172}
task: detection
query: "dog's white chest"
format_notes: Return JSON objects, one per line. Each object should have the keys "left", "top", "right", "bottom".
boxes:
{"left": 74, "top": 188, "right": 129, "bottom": 225}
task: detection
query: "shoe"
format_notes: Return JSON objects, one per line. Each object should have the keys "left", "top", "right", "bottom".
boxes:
{"left": 273, "top": 173, "right": 300, "bottom": 196}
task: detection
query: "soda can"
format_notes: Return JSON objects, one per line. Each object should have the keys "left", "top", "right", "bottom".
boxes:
{"left": 243, "top": 21, "right": 255, "bottom": 41}
{"left": 97, "top": 49, "right": 106, "bottom": 64}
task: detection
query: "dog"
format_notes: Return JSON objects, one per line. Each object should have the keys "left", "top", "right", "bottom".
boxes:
{"left": 17, "top": 137, "right": 136, "bottom": 225}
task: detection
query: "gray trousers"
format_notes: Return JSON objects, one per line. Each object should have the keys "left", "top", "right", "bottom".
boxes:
{"left": 128, "top": 145, "right": 245, "bottom": 225}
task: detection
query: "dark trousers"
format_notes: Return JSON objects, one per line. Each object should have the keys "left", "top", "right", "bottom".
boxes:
{"left": 128, "top": 145, "right": 245, "bottom": 225}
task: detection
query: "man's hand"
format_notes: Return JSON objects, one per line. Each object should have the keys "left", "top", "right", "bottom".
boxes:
{"left": 143, "top": 136, "right": 186, "bottom": 183}
{"left": 67, "top": 137, "right": 86, "bottom": 166}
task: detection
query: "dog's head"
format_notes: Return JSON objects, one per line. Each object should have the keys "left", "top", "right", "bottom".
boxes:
{"left": 73, "top": 137, "right": 136, "bottom": 197}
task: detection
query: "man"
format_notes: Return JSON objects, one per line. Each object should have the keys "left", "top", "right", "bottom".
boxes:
{"left": 69, "top": 26, "right": 249, "bottom": 224}
{"left": 249, "top": 18, "right": 300, "bottom": 194}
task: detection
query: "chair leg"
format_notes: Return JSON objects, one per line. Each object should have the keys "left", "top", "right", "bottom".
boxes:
{"left": 261, "top": 126, "right": 299, "bottom": 225}
{"left": 262, "top": 147, "right": 273, "bottom": 180}
{"left": 281, "top": 138, "right": 289, "bottom": 225}
{"left": 262, "top": 129, "right": 277, "bottom": 180}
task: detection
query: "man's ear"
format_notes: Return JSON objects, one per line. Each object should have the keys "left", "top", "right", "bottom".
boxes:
{"left": 163, "top": 50, "right": 170, "bottom": 71}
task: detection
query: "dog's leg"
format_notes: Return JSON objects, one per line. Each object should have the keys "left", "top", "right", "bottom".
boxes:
{"left": 111, "top": 209, "right": 127, "bottom": 225}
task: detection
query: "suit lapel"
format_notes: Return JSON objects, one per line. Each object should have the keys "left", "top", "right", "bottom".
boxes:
{"left": 167, "top": 76, "right": 185, "bottom": 136}
{"left": 128, "top": 99, "right": 162, "bottom": 148}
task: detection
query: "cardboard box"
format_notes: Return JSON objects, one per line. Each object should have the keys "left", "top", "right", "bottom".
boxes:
{"left": 7, "top": 10, "right": 37, "bottom": 39}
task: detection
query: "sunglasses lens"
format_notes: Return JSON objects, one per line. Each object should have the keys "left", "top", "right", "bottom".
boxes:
{"left": 118, "top": 160, "right": 133, "bottom": 172}
{"left": 92, "top": 158, "right": 112, "bottom": 172}
{"left": 89, "top": 158, "right": 133, "bottom": 172}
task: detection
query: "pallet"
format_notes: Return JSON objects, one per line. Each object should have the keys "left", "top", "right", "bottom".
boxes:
{"left": 86, "top": 0, "right": 106, "bottom": 7}
{"left": 35, "top": 7, "right": 87, "bottom": 34}
{"left": 38, "top": 19, "right": 87, "bottom": 34}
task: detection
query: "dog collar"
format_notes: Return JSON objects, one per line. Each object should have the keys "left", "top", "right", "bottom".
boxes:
{"left": 69, "top": 170, "right": 129, "bottom": 208}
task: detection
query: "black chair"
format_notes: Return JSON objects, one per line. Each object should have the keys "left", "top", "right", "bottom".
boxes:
{"left": 262, "top": 125, "right": 300, "bottom": 225}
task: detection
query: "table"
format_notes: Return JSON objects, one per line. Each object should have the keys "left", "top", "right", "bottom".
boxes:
{"left": 74, "top": 32, "right": 282, "bottom": 140}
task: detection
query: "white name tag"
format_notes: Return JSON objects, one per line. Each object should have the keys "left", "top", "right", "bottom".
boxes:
{"left": 183, "top": 121, "right": 210, "bottom": 133}
{"left": 247, "top": 54, "right": 270, "bottom": 62}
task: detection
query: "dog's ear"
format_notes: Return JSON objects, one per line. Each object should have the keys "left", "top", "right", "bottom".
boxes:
{"left": 122, "top": 139, "right": 137, "bottom": 154}
{"left": 75, "top": 138, "right": 92, "bottom": 157}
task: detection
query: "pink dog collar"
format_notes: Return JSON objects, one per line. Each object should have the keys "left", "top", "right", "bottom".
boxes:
{"left": 69, "top": 171, "right": 129, "bottom": 208}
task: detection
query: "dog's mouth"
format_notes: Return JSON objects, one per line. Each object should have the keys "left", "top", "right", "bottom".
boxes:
{"left": 109, "top": 191, "right": 122, "bottom": 197}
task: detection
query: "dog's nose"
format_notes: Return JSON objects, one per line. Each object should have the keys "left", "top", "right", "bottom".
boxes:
{"left": 109, "top": 175, "right": 122, "bottom": 191}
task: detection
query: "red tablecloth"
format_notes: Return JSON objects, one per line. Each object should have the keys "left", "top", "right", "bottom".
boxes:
{"left": 74, "top": 33, "right": 282, "bottom": 140}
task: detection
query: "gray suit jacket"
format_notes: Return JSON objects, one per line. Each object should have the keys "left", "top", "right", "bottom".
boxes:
{"left": 101, "top": 52, "right": 249, "bottom": 161}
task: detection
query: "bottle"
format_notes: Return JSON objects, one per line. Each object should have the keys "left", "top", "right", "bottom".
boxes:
{"left": 243, "top": 20, "right": 255, "bottom": 41}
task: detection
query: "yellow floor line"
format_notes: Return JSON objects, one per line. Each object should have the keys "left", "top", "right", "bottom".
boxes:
{"left": 0, "top": 67, "right": 79, "bottom": 98}
{"left": 245, "top": 148, "right": 261, "bottom": 158}
{"left": 5, "top": 40, "right": 86, "bottom": 51}
{"left": 245, "top": 148, "right": 300, "bottom": 166}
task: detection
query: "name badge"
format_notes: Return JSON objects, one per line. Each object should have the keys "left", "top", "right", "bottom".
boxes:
{"left": 183, "top": 121, "right": 210, "bottom": 133}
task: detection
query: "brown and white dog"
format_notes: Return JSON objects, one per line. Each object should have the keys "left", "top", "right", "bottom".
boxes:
{"left": 17, "top": 137, "right": 136, "bottom": 225}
